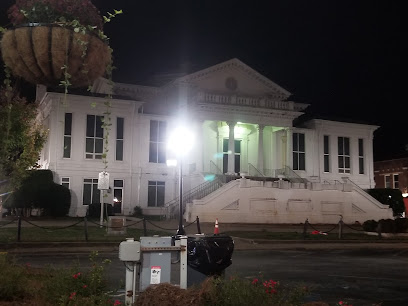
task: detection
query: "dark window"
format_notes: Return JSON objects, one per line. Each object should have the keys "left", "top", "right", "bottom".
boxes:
{"left": 116, "top": 117, "right": 124, "bottom": 161}
{"left": 148, "top": 181, "right": 165, "bottom": 207}
{"left": 63, "top": 113, "right": 72, "bottom": 158}
{"left": 83, "top": 179, "right": 100, "bottom": 205}
{"left": 358, "top": 138, "right": 364, "bottom": 174}
{"left": 338, "top": 137, "right": 350, "bottom": 174}
{"left": 61, "top": 177, "right": 70, "bottom": 189}
{"left": 293, "top": 133, "right": 305, "bottom": 170}
{"left": 113, "top": 179, "right": 123, "bottom": 214}
{"left": 149, "top": 120, "right": 166, "bottom": 163}
{"left": 385, "top": 175, "right": 391, "bottom": 188}
{"left": 86, "top": 115, "right": 104, "bottom": 159}
{"left": 223, "top": 139, "right": 241, "bottom": 173}
{"left": 323, "top": 135, "right": 330, "bottom": 172}
{"left": 393, "top": 174, "right": 399, "bottom": 189}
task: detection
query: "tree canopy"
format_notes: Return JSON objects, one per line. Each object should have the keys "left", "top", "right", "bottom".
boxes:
{"left": 0, "top": 89, "right": 48, "bottom": 194}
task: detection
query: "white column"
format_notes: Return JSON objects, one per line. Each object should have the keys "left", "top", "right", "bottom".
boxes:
{"left": 227, "top": 121, "right": 236, "bottom": 174}
{"left": 281, "top": 132, "right": 287, "bottom": 168}
{"left": 257, "top": 124, "right": 265, "bottom": 174}
{"left": 286, "top": 128, "right": 293, "bottom": 168}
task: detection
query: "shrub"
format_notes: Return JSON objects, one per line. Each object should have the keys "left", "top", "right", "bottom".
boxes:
{"left": 9, "top": 169, "right": 71, "bottom": 217}
{"left": 379, "top": 219, "right": 397, "bottom": 233}
{"left": 367, "top": 188, "right": 405, "bottom": 216}
{"left": 362, "top": 220, "right": 378, "bottom": 232}
{"left": 395, "top": 218, "right": 408, "bottom": 233}
{"left": 0, "top": 254, "right": 31, "bottom": 301}
{"left": 88, "top": 203, "right": 114, "bottom": 218}
{"left": 132, "top": 206, "right": 143, "bottom": 218}
{"left": 41, "top": 251, "right": 113, "bottom": 305}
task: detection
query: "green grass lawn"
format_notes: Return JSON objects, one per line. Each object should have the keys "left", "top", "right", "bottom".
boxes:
{"left": 0, "top": 225, "right": 170, "bottom": 243}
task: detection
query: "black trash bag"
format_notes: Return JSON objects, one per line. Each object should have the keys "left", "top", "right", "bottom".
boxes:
{"left": 187, "top": 234, "right": 234, "bottom": 276}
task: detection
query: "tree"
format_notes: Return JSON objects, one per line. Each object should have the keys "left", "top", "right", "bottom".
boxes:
{"left": 0, "top": 89, "right": 48, "bottom": 194}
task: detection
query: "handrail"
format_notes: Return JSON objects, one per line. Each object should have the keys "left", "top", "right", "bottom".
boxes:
{"left": 248, "top": 163, "right": 265, "bottom": 177}
{"left": 164, "top": 176, "right": 224, "bottom": 219}
{"left": 341, "top": 177, "right": 390, "bottom": 209}
{"left": 276, "top": 166, "right": 308, "bottom": 183}
{"left": 210, "top": 160, "right": 223, "bottom": 175}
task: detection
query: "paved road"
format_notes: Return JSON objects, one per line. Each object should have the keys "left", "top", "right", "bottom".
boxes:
{"left": 15, "top": 248, "right": 408, "bottom": 306}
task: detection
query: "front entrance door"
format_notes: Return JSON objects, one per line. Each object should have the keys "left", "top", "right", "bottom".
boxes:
{"left": 223, "top": 139, "right": 241, "bottom": 174}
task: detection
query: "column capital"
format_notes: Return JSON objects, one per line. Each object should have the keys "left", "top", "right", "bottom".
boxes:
{"left": 257, "top": 124, "right": 265, "bottom": 131}
{"left": 226, "top": 121, "right": 236, "bottom": 127}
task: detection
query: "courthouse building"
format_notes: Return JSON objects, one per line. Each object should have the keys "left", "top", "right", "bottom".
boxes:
{"left": 37, "top": 58, "right": 392, "bottom": 223}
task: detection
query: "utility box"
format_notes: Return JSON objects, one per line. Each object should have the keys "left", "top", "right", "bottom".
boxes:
{"left": 119, "top": 238, "right": 141, "bottom": 262}
{"left": 140, "top": 236, "right": 172, "bottom": 291}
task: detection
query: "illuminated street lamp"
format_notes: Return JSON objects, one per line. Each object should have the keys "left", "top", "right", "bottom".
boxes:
{"left": 167, "top": 126, "right": 194, "bottom": 236}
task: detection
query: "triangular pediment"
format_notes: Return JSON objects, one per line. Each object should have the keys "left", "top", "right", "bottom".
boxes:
{"left": 173, "top": 58, "right": 291, "bottom": 100}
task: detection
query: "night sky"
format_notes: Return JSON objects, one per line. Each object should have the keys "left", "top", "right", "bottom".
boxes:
{"left": 0, "top": 0, "right": 406, "bottom": 161}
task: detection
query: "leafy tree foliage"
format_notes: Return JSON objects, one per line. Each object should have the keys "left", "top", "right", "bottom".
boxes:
{"left": 0, "top": 89, "right": 48, "bottom": 191}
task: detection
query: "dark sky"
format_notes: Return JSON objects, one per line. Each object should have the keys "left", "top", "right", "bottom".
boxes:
{"left": 0, "top": 0, "right": 406, "bottom": 161}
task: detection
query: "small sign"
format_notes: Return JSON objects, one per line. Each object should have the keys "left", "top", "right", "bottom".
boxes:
{"left": 150, "top": 266, "right": 161, "bottom": 284}
{"left": 98, "top": 172, "right": 109, "bottom": 190}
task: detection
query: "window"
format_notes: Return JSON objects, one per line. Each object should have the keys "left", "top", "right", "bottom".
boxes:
{"left": 393, "top": 174, "right": 399, "bottom": 189}
{"left": 148, "top": 181, "right": 165, "bottom": 207}
{"left": 149, "top": 120, "right": 166, "bottom": 163}
{"left": 113, "top": 179, "right": 123, "bottom": 213}
{"left": 293, "top": 133, "right": 305, "bottom": 171}
{"left": 222, "top": 139, "right": 241, "bottom": 173}
{"left": 338, "top": 137, "right": 350, "bottom": 174}
{"left": 86, "top": 115, "right": 104, "bottom": 159}
{"left": 61, "top": 177, "right": 70, "bottom": 189}
{"left": 384, "top": 175, "right": 391, "bottom": 188}
{"left": 63, "top": 113, "right": 72, "bottom": 158}
{"left": 323, "top": 135, "right": 330, "bottom": 172}
{"left": 83, "top": 178, "right": 101, "bottom": 205}
{"left": 116, "top": 117, "right": 124, "bottom": 161}
{"left": 358, "top": 138, "right": 364, "bottom": 174}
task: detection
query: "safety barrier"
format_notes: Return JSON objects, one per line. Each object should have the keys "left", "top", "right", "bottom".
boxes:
{"left": 0, "top": 216, "right": 201, "bottom": 242}
{"left": 0, "top": 215, "right": 394, "bottom": 242}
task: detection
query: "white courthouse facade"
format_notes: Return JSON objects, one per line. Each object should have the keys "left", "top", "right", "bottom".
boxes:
{"left": 37, "top": 59, "right": 392, "bottom": 223}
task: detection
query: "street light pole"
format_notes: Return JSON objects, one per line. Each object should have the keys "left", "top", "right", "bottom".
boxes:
{"left": 176, "top": 159, "right": 185, "bottom": 235}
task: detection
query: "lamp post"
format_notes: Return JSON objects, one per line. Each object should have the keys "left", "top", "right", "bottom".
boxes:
{"left": 167, "top": 126, "right": 194, "bottom": 236}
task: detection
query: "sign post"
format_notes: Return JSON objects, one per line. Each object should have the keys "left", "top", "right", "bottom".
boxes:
{"left": 98, "top": 171, "right": 110, "bottom": 227}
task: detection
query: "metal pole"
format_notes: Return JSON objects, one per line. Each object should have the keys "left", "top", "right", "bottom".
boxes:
{"left": 84, "top": 217, "right": 89, "bottom": 242}
{"left": 338, "top": 220, "right": 343, "bottom": 240}
{"left": 17, "top": 215, "right": 22, "bottom": 242}
{"left": 176, "top": 160, "right": 185, "bottom": 235}
{"left": 303, "top": 219, "right": 308, "bottom": 239}
{"left": 196, "top": 216, "right": 201, "bottom": 234}
{"left": 99, "top": 190, "right": 104, "bottom": 228}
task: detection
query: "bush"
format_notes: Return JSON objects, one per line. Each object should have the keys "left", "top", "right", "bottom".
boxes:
{"left": 0, "top": 254, "right": 31, "bottom": 301}
{"left": 379, "top": 219, "right": 397, "bottom": 233}
{"left": 362, "top": 220, "right": 378, "bottom": 232}
{"left": 367, "top": 188, "right": 405, "bottom": 216}
{"left": 88, "top": 203, "right": 114, "bottom": 218}
{"left": 395, "top": 218, "right": 408, "bottom": 233}
{"left": 132, "top": 206, "right": 144, "bottom": 218}
{"left": 8, "top": 169, "right": 71, "bottom": 217}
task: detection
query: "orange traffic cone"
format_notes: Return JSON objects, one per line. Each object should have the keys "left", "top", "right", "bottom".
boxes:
{"left": 214, "top": 218, "right": 219, "bottom": 235}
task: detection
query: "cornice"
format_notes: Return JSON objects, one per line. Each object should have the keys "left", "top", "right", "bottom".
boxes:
{"left": 174, "top": 58, "right": 291, "bottom": 99}
{"left": 195, "top": 103, "right": 302, "bottom": 121}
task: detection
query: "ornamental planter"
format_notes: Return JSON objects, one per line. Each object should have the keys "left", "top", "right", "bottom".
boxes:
{"left": 1, "top": 24, "right": 111, "bottom": 88}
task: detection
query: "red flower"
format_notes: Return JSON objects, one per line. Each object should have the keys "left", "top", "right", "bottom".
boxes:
{"left": 252, "top": 278, "right": 259, "bottom": 284}
{"left": 113, "top": 300, "right": 121, "bottom": 306}
{"left": 83, "top": 285, "right": 88, "bottom": 288}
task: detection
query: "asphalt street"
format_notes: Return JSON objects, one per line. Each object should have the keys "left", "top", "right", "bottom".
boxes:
{"left": 15, "top": 248, "right": 408, "bottom": 306}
